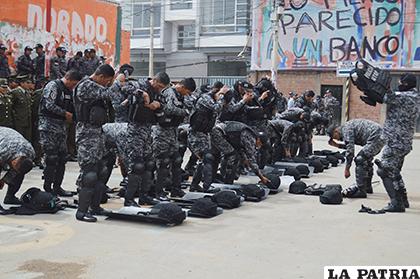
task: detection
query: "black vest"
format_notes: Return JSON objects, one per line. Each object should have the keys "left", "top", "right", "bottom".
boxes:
{"left": 223, "top": 121, "right": 256, "bottom": 150}
{"left": 128, "top": 80, "right": 157, "bottom": 125}
{"left": 189, "top": 97, "right": 217, "bottom": 133}
{"left": 156, "top": 89, "right": 185, "bottom": 128}
{"left": 39, "top": 80, "right": 74, "bottom": 121}
{"left": 73, "top": 78, "right": 108, "bottom": 127}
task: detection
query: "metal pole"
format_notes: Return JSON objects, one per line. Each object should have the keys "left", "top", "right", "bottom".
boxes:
{"left": 270, "top": 0, "right": 283, "bottom": 89}
{"left": 46, "top": 0, "right": 52, "bottom": 32}
{"left": 149, "top": 0, "right": 154, "bottom": 77}
{"left": 345, "top": 77, "right": 350, "bottom": 121}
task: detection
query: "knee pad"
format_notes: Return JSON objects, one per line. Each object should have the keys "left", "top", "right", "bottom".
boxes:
{"left": 203, "top": 153, "right": 214, "bottom": 164}
{"left": 132, "top": 162, "right": 145, "bottom": 175}
{"left": 354, "top": 155, "right": 366, "bottom": 166}
{"left": 45, "top": 155, "right": 59, "bottom": 166}
{"left": 97, "top": 163, "right": 109, "bottom": 181}
{"left": 82, "top": 171, "right": 98, "bottom": 188}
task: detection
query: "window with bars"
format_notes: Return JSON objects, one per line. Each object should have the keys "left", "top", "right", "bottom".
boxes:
{"left": 170, "top": 0, "right": 193, "bottom": 10}
{"left": 200, "top": 0, "right": 250, "bottom": 34}
{"left": 131, "top": 1, "right": 161, "bottom": 38}
{"left": 178, "top": 25, "right": 196, "bottom": 50}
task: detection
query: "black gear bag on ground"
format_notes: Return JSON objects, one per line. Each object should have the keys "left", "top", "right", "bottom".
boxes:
{"left": 15, "top": 187, "right": 65, "bottom": 215}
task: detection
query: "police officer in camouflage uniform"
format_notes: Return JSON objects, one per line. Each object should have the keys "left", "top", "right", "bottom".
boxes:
{"left": 11, "top": 75, "right": 33, "bottom": 141}
{"left": 74, "top": 64, "right": 125, "bottom": 222}
{"left": 328, "top": 119, "right": 384, "bottom": 198}
{"left": 295, "top": 90, "right": 316, "bottom": 156}
{"left": 211, "top": 121, "right": 270, "bottom": 185}
{"left": 188, "top": 84, "right": 228, "bottom": 192}
{"left": 84, "top": 49, "right": 101, "bottom": 76}
{"left": 111, "top": 64, "right": 134, "bottom": 123}
{"left": 0, "top": 127, "right": 34, "bottom": 205}
{"left": 267, "top": 118, "right": 294, "bottom": 162}
{"left": 375, "top": 74, "right": 420, "bottom": 212}
{"left": 277, "top": 107, "right": 311, "bottom": 157}
{"left": 16, "top": 46, "right": 34, "bottom": 76}
{"left": 123, "top": 72, "right": 170, "bottom": 206}
{"left": 0, "top": 78, "right": 14, "bottom": 128}
{"left": 0, "top": 44, "right": 10, "bottom": 78}
{"left": 219, "top": 80, "right": 254, "bottom": 122}
{"left": 30, "top": 81, "right": 43, "bottom": 168}
{"left": 102, "top": 123, "right": 129, "bottom": 187}
{"left": 67, "top": 51, "right": 83, "bottom": 73}
{"left": 323, "top": 90, "right": 340, "bottom": 127}
{"left": 49, "top": 47, "right": 67, "bottom": 81}
{"left": 33, "top": 44, "right": 45, "bottom": 90}
{"left": 153, "top": 78, "right": 196, "bottom": 198}
{"left": 39, "top": 70, "right": 82, "bottom": 197}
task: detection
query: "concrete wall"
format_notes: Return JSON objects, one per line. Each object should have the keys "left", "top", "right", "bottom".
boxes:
{"left": 165, "top": 51, "right": 208, "bottom": 77}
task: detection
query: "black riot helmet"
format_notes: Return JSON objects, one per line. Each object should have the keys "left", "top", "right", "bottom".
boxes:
{"left": 398, "top": 74, "right": 417, "bottom": 91}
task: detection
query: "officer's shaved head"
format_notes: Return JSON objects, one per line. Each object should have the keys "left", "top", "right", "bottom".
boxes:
{"left": 154, "top": 72, "right": 170, "bottom": 86}
{"left": 65, "top": 70, "right": 83, "bottom": 81}
{"left": 94, "top": 64, "right": 115, "bottom": 78}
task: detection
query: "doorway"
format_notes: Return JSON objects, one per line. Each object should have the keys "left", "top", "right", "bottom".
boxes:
{"left": 320, "top": 85, "right": 343, "bottom": 125}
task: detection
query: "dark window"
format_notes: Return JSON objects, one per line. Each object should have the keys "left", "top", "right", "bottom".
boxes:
{"left": 178, "top": 25, "right": 196, "bottom": 50}
{"left": 320, "top": 85, "right": 343, "bottom": 125}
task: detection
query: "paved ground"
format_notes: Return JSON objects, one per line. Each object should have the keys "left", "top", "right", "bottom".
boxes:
{"left": 1, "top": 136, "right": 420, "bottom": 279}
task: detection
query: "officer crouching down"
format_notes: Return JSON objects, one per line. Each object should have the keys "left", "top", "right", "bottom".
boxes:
{"left": 73, "top": 64, "right": 126, "bottom": 222}
{"left": 0, "top": 127, "right": 34, "bottom": 206}
{"left": 211, "top": 121, "right": 271, "bottom": 186}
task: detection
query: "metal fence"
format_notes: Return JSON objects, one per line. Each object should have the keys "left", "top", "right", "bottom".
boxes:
{"left": 133, "top": 76, "right": 246, "bottom": 87}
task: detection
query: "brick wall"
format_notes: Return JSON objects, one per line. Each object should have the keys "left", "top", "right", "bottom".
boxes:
{"left": 251, "top": 70, "right": 383, "bottom": 123}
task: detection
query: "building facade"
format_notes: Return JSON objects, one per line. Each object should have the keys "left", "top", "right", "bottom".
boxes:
{"left": 121, "top": 0, "right": 252, "bottom": 78}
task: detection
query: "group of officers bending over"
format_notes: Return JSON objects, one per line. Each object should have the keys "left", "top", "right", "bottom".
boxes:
{"left": 0, "top": 63, "right": 418, "bottom": 222}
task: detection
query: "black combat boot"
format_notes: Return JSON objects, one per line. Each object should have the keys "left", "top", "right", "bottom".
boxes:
{"left": 365, "top": 176, "right": 373, "bottom": 194}
{"left": 170, "top": 187, "right": 186, "bottom": 198}
{"left": 53, "top": 185, "right": 74, "bottom": 197}
{"left": 76, "top": 188, "right": 97, "bottom": 222}
{"left": 138, "top": 194, "right": 159, "bottom": 206}
{"left": 382, "top": 179, "right": 405, "bottom": 213}
{"left": 4, "top": 183, "right": 21, "bottom": 205}
{"left": 89, "top": 183, "right": 110, "bottom": 216}
{"left": 401, "top": 188, "right": 410, "bottom": 208}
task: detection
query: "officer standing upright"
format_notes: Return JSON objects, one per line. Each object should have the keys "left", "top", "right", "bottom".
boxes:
{"left": 0, "top": 78, "right": 14, "bottom": 128}
{"left": 123, "top": 72, "right": 170, "bottom": 206}
{"left": 67, "top": 51, "right": 83, "bottom": 73}
{"left": 33, "top": 44, "right": 45, "bottom": 89}
{"left": 73, "top": 64, "right": 125, "bottom": 222}
{"left": 39, "top": 70, "right": 82, "bottom": 197}
{"left": 153, "top": 78, "right": 196, "bottom": 198}
{"left": 219, "top": 80, "right": 254, "bottom": 122}
{"left": 0, "top": 127, "right": 35, "bottom": 205}
{"left": 49, "top": 47, "right": 67, "bottom": 81}
{"left": 323, "top": 90, "right": 340, "bottom": 127}
{"left": 0, "top": 44, "right": 10, "bottom": 78}
{"left": 11, "top": 75, "right": 33, "bottom": 141}
{"left": 328, "top": 119, "right": 384, "bottom": 198}
{"left": 30, "top": 79, "right": 43, "bottom": 168}
{"left": 375, "top": 74, "right": 420, "bottom": 212}
{"left": 16, "top": 46, "right": 34, "bottom": 76}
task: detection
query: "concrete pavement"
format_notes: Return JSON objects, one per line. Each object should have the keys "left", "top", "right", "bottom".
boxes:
{"left": 1, "top": 136, "right": 420, "bottom": 279}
